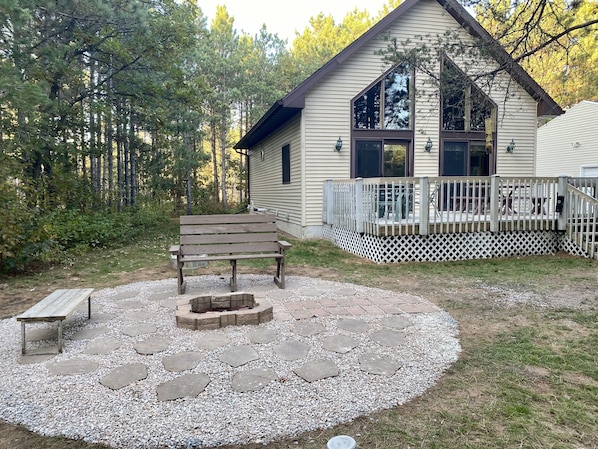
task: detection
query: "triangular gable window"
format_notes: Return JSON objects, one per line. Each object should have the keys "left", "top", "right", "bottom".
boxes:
{"left": 353, "top": 63, "right": 412, "bottom": 130}
{"left": 441, "top": 57, "right": 494, "bottom": 132}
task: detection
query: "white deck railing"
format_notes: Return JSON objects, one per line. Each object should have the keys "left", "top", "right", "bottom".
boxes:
{"left": 323, "top": 176, "right": 564, "bottom": 236}
{"left": 566, "top": 184, "right": 598, "bottom": 259}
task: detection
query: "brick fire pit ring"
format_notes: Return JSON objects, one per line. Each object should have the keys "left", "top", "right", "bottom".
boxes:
{"left": 175, "top": 292, "right": 273, "bottom": 331}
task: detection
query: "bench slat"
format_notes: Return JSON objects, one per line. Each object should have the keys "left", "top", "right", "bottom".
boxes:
{"left": 182, "top": 241, "right": 281, "bottom": 255}
{"left": 182, "top": 253, "right": 284, "bottom": 262}
{"left": 180, "top": 232, "right": 278, "bottom": 245}
{"left": 181, "top": 222, "right": 277, "bottom": 235}
{"left": 180, "top": 214, "right": 275, "bottom": 225}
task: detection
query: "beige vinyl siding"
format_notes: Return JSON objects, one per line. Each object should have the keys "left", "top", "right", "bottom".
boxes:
{"left": 536, "top": 101, "right": 598, "bottom": 177}
{"left": 300, "top": 0, "right": 539, "bottom": 227}
{"left": 248, "top": 115, "right": 302, "bottom": 233}
{"left": 495, "top": 85, "right": 538, "bottom": 176}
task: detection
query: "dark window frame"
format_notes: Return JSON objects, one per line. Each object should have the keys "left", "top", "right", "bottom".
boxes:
{"left": 351, "top": 63, "right": 415, "bottom": 179}
{"left": 352, "top": 63, "right": 414, "bottom": 131}
{"left": 282, "top": 143, "right": 290, "bottom": 184}
{"left": 439, "top": 55, "right": 497, "bottom": 176}
{"left": 353, "top": 139, "right": 413, "bottom": 179}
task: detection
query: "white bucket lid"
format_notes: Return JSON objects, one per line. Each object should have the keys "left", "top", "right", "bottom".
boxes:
{"left": 327, "top": 435, "right": 357, "bottom": 449}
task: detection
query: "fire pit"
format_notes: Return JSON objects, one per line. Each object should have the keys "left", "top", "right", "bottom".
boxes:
{"left": 176, "top": 293, "right": 273, "bottom": 331}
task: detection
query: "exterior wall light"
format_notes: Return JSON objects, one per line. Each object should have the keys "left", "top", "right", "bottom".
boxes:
{"left": 424, "top": 137, "right": 433, "bottom": 152}
{"left": 335, "top": 136, "right": 343, "bottom": 151}
{"left": 506, "top": 139, "right": 516, "bottom": 153}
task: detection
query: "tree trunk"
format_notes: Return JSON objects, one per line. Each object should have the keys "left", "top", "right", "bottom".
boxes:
{"left": 210, "top": 121, "right": 219, "bottom": 203}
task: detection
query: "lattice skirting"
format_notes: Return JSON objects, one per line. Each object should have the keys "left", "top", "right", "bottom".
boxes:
{"left": 559, "top": 235, "right": 591, "bottom": 259}
{"left": 322, "top": 225, "right": 564, "bottom": 263}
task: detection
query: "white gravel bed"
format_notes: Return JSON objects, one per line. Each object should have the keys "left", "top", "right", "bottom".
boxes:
{"left": 0, "top": 275, "right": 461, "bottom": 448}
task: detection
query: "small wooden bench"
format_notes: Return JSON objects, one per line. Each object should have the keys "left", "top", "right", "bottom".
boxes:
{"left": 16, "top": 288, "right": 94, "bottom": 354}
{"left": 169, "top": 214, "right": 292, "bottom": 294}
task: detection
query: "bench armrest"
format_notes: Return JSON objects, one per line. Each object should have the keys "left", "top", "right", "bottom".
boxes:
{"left": 169, "top": 245, "right": 181, "bottom": 256}
{"left": 278, "top": 240, "right": 292, "bottom": 251}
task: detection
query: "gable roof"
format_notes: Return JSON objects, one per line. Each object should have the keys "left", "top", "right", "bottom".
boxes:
{"left": 234, "top": 0, "right": 563, "bottom": 149}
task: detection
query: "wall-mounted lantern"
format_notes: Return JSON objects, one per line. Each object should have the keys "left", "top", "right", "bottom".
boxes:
{"left": 335, "top": 136, "right": 343, "bottom": 152}
{"left": 424, "top": 138, "right": 433, "bottom": 152}
{"left": 506, "top": 139, "right": 516, "bottom": 153}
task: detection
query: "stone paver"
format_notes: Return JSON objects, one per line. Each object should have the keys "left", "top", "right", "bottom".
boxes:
{"left": 100, "top": 363, "right": 148, "bottom": 390}
{"left": 157, "top": 373, "right": 210, "bottom": 401}
{"left": 219, "top": 345, "right": 259, "bottom": 367}
{"left": 274, "top": 340, "right": 310, "bottom": 361}
{"left": 247, "top": 328, "right": 278, "bottom": 344}
{"left": 70, "top": 326, "right": 109, "bottom": 341}
{"left": 163, "top": 351, "right": 205, "bottom": 372}
{"left": 232, "top": 367, "right": 278, "bottom": 392}
{"left": 85, "top": 337, "right": 123, "bottom": 355}
{"left": 122, "top": 323, "right": 158, "bottom": 337}
{"left": 336, "top": 318, "right": 371, "bottom": 333}
{"left": 294, "top": 322, "right": 325, "bottom": 336}
{"left": 359, "top": 353, "right": 402, "bottom": 376}
{"left": 321, "top": 335, "right": 359, "bottom": 354}
{"left": 370, "top": 329, "right": 406, "bottom": 347}
{"left": 196, "top": 334, "right": 230, "bottom": 350}
{"left": 134, "top": 336, "right": 171, "bottom": 355}
{"left": 380, "top": 316, "right": 413, "bottom": 330}
{"left": 294, "top": 359, "right": 339, "bottom": 382}
{"left": 47, "top": 358, "right": 99, "bottom": 376}
{"left": 298, "top": 288, "right": 322, "bottom": 297}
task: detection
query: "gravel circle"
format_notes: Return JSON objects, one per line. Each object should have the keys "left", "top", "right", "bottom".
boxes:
{"left": 0, "top": 275, "right": 461, "bottom": 448}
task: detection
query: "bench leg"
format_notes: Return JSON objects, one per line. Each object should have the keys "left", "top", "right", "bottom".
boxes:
{"left": 177, "top": 263, "right": 186, "bottom": 294}
{"left": 274, "top": 258, "right": 285, "bottom": 289}
{"left": 58, "top": 320, "right": 63, "bottom": 353}
{"left": 21, "top": 322, "right": 26, "bottom": 355}
{"left": 230, "top": 260, "right": 237, "bottom": 292}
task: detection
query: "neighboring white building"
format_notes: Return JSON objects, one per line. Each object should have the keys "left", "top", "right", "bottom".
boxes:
{"left": 536, "top": 100, "right": 598, "bottom": 177}
{"left": 235, "top": 0, "right": 562, "bottom": 239}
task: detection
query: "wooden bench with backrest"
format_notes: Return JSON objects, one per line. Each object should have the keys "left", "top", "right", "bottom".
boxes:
{"left": 15, "top": 288, "right": 94, "bottom": 354}
{"left": 169, "top": 214, "right": 292, "bottom": 294}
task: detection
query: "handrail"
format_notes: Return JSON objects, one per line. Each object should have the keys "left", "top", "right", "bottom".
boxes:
{"left": 566, "top": 185, "right": 598, "bottom": 259}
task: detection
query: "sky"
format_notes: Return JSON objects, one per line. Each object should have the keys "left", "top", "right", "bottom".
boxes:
{"left": 197, "top": 0, "right": 392, "bottom": 43}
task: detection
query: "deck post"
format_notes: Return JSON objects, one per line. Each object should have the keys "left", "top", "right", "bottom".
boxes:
{"left": 490, "top": 175, "right": 500, "bottom": 232}
{"left": 419, "top": 177, "right": 430, "bottom": 236}
{"left": 355, "top": 178, "right": 364, "bottom": 234}
{"left": 557, "top": 175, "right": 568, "bottom": 231}
{"left": 325, "top": 179, "right": 334, "bottom": 225}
